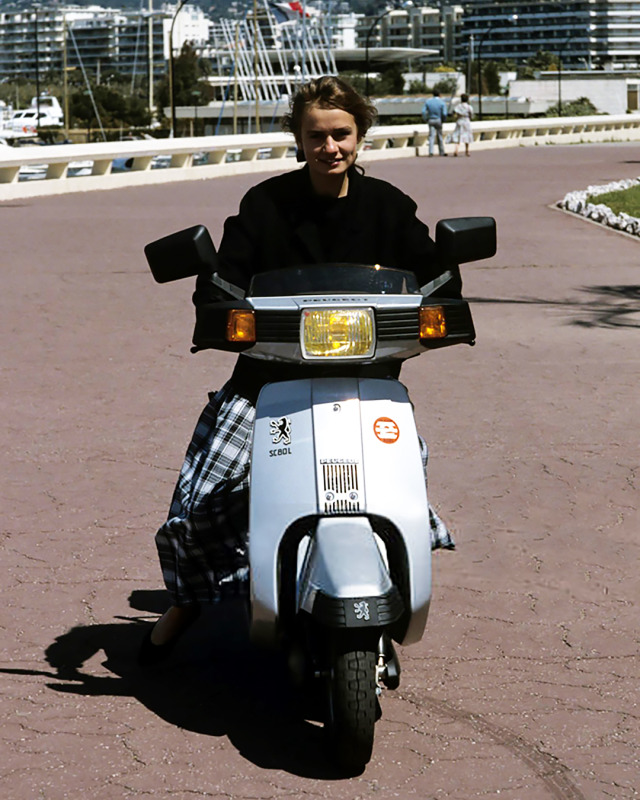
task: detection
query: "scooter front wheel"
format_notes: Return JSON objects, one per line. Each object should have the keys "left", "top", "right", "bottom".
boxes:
{"left": 326, "top": 648, "right": 377, "bottom": 771}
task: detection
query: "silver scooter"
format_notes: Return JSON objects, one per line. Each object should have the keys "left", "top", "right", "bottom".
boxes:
{"left": 145, "top": 216, "right": 496, "bottom": 771}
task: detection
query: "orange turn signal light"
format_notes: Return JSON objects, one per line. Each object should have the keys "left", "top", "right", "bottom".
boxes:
{"left": 419, "top": 306, "right": 447, "bottom": 339}
{"left": 226, "top": 309, "right": 256, "bottom": 342}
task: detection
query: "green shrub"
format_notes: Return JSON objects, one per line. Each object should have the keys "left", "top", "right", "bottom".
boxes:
{"left": 546, "top": 97, "right": 598, "bottom": 117}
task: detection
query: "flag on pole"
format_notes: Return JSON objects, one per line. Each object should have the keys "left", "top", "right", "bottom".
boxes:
{"left": 269, "top": 2, "right": 319, "bottom": 23}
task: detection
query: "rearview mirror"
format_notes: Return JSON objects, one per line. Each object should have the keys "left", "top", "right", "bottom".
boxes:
{"left": 435, "top": 217, "right": 497, "bottom": 264}
{"left": 144, "top": 224, "right": 217, "bottom": 283}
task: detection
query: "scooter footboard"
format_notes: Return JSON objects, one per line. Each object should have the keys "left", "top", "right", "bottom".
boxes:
{"left": 298, "top": 517, "right": 404, "bottom": 629}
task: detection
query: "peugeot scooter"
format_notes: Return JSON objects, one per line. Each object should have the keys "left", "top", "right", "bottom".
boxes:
{"left": 145, "top": 216, "right": 496, "bottom": 771}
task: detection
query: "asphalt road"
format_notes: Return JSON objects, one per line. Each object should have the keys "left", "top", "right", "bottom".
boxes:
{"left": 1, "top": 143, "right": 639, "bottom": 799}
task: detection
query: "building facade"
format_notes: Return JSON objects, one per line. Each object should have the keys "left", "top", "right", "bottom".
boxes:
{"left": 0, "top": 3, "right": 212, "bottom": 81}
{"left": 1, "top": 1, "right": 640, "bottom": 85}
{"left": 589, "top": 0, "right": 640, "bottom": 69}
{"left": 0, "top": 6, "right": 66, "bottom": 79}
{"left": 355, "top": 5, "right": 463, "bottom": 65}
{"left": 352, "top": 1, "right": 640, "bottom": 71}
{"left": 458, "top": 1, "right": 640, "bottom": 71}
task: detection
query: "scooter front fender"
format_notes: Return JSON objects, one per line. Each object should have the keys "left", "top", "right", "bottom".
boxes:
{"left": 298, "top": 517, "right": 403, "bottom": 629}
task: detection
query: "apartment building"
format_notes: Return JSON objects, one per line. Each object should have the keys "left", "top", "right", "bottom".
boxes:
{"left": 589, "top": 0, "right": 640, "bottom": 68}
{"left": 0, "top": 3, "right": 211, "bottom": 81}
{"left": 0, "top": 6, "right": 65, "bottom": 79}
{"left": 458, "top": 1, "right": 640, "bottom": 70}
{"left": 355, "top": 5, "right": 463, "bottom": 64}
{"left": 2, "top": 1, "right": 640, "bottom": 84}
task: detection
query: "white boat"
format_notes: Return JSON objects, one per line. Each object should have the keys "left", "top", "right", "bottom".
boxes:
{"left": 2, "top": 95, "right": 64, "bottom": 140}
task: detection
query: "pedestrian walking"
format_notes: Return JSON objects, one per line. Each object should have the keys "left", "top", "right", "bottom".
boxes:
{"left": 422, "top": 89, "right": 448, "bottom": 157}
{"left": 452, "top": 93, "right": 474, "bottom": 157}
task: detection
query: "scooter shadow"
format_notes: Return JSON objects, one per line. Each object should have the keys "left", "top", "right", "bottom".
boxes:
{"left": 42, "top": 590, "right": 356, "bottom": 779}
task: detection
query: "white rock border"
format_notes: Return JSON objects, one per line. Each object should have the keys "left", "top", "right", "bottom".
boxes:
{"left": 557, "top": 177, "right": 640, "bottom": 237}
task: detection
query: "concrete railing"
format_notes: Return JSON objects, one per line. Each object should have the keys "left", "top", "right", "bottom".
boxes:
{"left": 1, "top": 114, "right": 640, "bottom": 200}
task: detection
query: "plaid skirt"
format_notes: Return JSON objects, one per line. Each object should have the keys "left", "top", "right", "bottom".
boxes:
{"left": 155, "top": 380, "right": 454, "bottom": 606}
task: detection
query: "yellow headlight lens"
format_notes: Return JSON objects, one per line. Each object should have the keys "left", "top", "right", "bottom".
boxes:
{"left": 419, "top": 306, "right": 447, "bottom": 339}
{"left": 301, "top": 307, "right": 375, "bottom": 358}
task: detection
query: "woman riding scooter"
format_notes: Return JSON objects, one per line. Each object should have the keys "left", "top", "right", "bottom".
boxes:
{"left": 139, "top": 76, "right": 458, "bottom": 666}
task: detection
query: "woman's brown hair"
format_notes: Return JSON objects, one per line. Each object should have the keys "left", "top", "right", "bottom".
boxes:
{"left": 282, "top": 76, "right": 377, "bottom": 141}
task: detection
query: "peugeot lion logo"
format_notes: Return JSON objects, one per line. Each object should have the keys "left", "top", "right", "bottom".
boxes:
{"left": 270, "top": 416, "right": 292, "bottom": 445}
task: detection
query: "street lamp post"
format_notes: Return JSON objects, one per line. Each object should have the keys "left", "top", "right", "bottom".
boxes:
{"left": 192, "top": 89, "right": 200, "bottom": 135}
{"left": 253, "top": 0, "right": 260, "bottom": 133}
{"left": 476, "top": 14, "right": 517, "bottom": 121}
{"left": 476, "top": 23, "right": 494, "bottom": 122}
{"left": 364, "top": 2, "right": 413, "bottom": 98}
{"left": 467, "top": 34, "right": 474, "bottom": 99}
{"left": 558, "top": 32, "right": 576, "bottom": 116}
{"left": 365, "top": 8, "right": 393, "bottom": 98}
{"left": 169, "top": 0, "right": 188, "bottom": 137}
{"left": 147, "top": 0, "right": 154, "bottom": 119}
{"left": 33, "top": 4, "right": 41, "bottom": 123}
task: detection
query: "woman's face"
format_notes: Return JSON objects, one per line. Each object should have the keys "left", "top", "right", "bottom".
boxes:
{"left": 297, "top": 105, "right": 360, "bottom": 184}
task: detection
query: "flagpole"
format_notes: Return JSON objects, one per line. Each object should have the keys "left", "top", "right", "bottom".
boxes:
{"left": 302, "top": 0, "right": 307, "bottom": 81}
{"left": 233, "top": 19, "right": 240, "bottom": 135}
{"left": 326, "top": 0, "right": 333, "bottom": 70}
{"left": 253, "top": 0, "right": 260, "bottom": 132}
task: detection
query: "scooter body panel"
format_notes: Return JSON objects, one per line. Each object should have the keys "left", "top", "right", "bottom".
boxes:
{"left": 249, "top": 379, "right": 318, "bottom": 644}
{"left": 358, "top": 380, "right": 432, "bottom": 644}
{"left": 249, "top": 377, "right": 431, "bottom": 647}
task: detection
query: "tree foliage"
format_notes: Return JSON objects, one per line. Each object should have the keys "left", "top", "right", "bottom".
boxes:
{"left": 377, "top": 64, "right": 405, "bottom": 96}
{"left": 468, "top": 60, "right": 502, "bottom": 95}
{"left": 432, "top": 75, "right": 458, "bottom": 96}
{"left": 519, "top": 50, "right": 559, "bottom": 78}
{"left": 69, "top": 84, "right": 152, "bottom": 129}
{"left": 155, "top": 42, "right": 213, "bottom": 116}
{"left": 339, "top": 64, "right": 405, "bottom": 98}
{"left": 482, "top": 61, "right": 501, "bottom": 95}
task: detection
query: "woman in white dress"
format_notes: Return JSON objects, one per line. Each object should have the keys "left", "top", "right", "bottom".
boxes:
{"left": 452, "top": 93, "right": 473, "bottom": 157}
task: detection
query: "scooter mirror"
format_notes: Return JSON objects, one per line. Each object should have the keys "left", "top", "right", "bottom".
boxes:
{"left": 435, "top": 217, "right": 497, "bottom": 265}
{"left": 144, "top": 224, "right": 217, "bottom": 283}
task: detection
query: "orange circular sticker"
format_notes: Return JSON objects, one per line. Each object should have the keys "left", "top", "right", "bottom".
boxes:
{"left": 373, "top": 417, "right": 400, "bottom": 444}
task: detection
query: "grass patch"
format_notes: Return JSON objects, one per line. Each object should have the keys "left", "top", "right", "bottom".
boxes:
{"left": 587, "top": 184, "right": 640, "bottom": 216}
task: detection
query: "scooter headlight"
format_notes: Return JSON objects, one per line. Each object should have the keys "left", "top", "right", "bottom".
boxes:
{"left": 301, "top": 307, "right": 375, "bottom": 359}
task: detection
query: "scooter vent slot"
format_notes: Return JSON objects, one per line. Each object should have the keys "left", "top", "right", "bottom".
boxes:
{"left": 322, "top": 463, "right": 361, "bottom": 514}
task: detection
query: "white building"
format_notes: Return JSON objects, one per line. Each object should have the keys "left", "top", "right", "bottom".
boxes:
{"left": 459, "top": 1, "right": 640, "bottom": 72}
{"left": 0, "top": 3, "right": 212, "bottom": 81}
{"left": 511, "top": 71, "right": 640, "bottom": 115}
{"left": 589, "top": 0, "right": 640, "bottom": 69}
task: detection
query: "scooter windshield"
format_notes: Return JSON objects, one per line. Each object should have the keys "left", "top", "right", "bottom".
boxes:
{"left": 248, "top": 264, "right": 419, "bottom": 297}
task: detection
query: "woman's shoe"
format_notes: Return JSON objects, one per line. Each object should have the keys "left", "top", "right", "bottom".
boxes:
{"left": 137, "top": 605, "right": 201, "bottom": 667}
{"left": 137, "top": 627, "right": 177, "bottom": 667}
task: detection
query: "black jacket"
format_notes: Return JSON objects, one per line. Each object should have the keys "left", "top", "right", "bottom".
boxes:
{"left": 195, "top": 164, "right": 461, "bottom": 299}
{"left": 194, "top": 165, "right": 461, "bottom": 401}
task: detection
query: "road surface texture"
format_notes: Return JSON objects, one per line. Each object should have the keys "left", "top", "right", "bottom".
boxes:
{"left": 1, "top": 143, "right": 638, "bottom": 799}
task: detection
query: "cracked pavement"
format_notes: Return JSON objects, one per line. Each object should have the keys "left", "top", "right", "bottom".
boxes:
{"left": 1, "top": 144, "right": 638, "bottom": 799}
